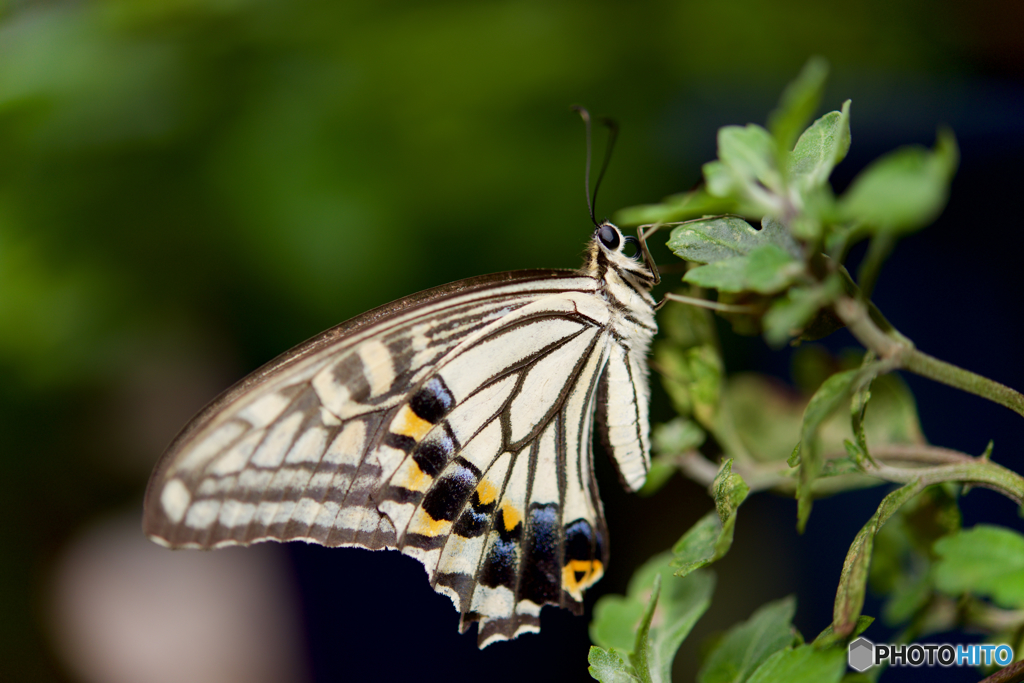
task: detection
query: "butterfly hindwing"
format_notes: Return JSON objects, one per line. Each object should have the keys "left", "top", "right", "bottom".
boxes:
{"left": 144, "top": 222, "right": 660, "bottom": 647}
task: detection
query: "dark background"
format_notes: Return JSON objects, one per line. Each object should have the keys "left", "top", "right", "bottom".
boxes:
{"left": 1, "top": 0, "right": 1022, "bottom": 681}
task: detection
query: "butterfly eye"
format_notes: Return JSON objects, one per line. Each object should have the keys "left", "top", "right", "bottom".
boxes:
{"left": 597, "top": 224, "right": 620, "bottom": 250}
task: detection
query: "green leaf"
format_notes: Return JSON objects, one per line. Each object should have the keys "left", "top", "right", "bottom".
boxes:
{"left": 667, "top": 215, "right": 802, "bottom": 267}
{"left": 698, "top": 597, "right": 799, "bottom": 683}
{"left": 641, "top": 418, "right": 707, "bottom": 496}
{"left": 615, "top": 187, "right": 737, "bottom": 226}
{"left": 654, "top": 417, "right": 707, "bottom": 455}
{"left": 591, "top": 552, "right": 715, "bottom": 683}
{"left": 795, "top": 368, "right": 859, "bottom": 531}
{"left": 667, "top": 216, "right": 765, "bottom": 264}
{"left": 660, "top": 293, "right": 719, "bottom": 348}
{"left": 589, "top": 647, "right": 641, "bottom": 683}
{"left": 850, "top": 353, "right": 875, "bottom": 466}
{"left": 637, "top": 458, "right": 677, "bottom": 497}
{"left": 684, "top": 244, "right": 804, "bottom": 295}
{"left": 592, "top": 595, "right": 649, "bottom": 653}
{"left": 632, "top": 574, "right": 661, "bottom": 683}
{"left": 768, "top": 57, "right": 830, "bottom": 161}
{"left": 717, "top": 124, "right": 783, "bottom": 198}
{"left": 672, "top": 461, "right": 749, "bottom": 576}
{"left": 746, "top": 644, "right": 846, "bottom": 683}
{"left": 787, "top": 101, "right": 851, "bottom": 194}
{"left": 762, "top": 274, "right": 843, "bottom": 347}
{"left": 655, "top": 343, "right": 722, "bottom": 428}
{"left": 759, "top": 216, "right": 803, "bottom": 258}
{"left": 832, "top": 481, "right": 927, "bottom": 637}
{"left": 839, "top": 128, "right": 959, "bottom": 233}
{"left": 933, "top": 525, "right": 1024, "bottom": 608}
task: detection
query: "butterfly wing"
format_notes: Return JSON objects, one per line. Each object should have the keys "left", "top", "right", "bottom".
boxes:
{"left": 144, "top": 268, "right": 621, "bottom": 645}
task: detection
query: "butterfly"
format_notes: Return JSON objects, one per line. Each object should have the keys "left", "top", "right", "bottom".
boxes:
{"left": 143, "top": 220, "right": 661, "bottom": 647}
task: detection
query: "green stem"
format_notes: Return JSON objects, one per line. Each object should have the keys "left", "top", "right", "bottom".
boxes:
{"left": 903, "top": 349, "right": 1024, "bottom": 418}
{"left": 866, "top": 459, "right": 1024, "bottom": 504}
{"left": 835, "top": 296, "right": 1024, "bottom": 419}
{"left": 674, "top": 445, "right": 1024, "bottom": 504}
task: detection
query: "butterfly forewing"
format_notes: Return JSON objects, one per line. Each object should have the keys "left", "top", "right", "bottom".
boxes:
{"left": 144, "top": 223, "right": 658, "bottom": 647}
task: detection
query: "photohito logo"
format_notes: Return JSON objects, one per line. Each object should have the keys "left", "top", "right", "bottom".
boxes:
{"left": 847, "top": 638, "right": 1014, "bottom": 672}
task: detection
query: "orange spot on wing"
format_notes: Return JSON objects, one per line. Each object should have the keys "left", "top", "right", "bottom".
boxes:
{"left": 390, "top": 404, "right": 433, "bottom": 442}
{"left": 562, "top": 560, "right": 604, "bottom": 601}
{"left": 409, "top": 508, "right": 452, "bottom": 537}
{"left": 475, "top": 479, "right": 498, "bottom": 506}
{"left": 500, "top": 503, "right": 522, "bottom": 532}
{"left": 391, "top": 458, "right": 433, "bottom": 492}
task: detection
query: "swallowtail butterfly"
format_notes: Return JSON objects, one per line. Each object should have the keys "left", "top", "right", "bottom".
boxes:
{"left": 143, "top": 220, "right": 660, "bottom": 647}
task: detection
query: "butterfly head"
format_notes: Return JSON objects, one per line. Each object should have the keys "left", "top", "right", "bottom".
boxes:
{"left": 590, "top": 221, "right": 660, "bottom": 290}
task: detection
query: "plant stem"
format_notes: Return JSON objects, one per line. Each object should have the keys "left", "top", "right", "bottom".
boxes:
{"left": 979, "top": 660, "right": 1024, "bottom": 683}
{"left": 662, "top": 292, "right": 758, "bottom": 314}
{"left": 834, "top": 296, "right": 1024, "bottom": 418}
{"left": 673, "top": 445, "right": 1024, "bottom": 504}
{"left": 903, "top": 349, "right": 1024, "bottom": 417}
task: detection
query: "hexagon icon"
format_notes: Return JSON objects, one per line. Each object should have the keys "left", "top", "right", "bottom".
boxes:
{"left": 848, "top": 637, "right": 875, "bottom": 672}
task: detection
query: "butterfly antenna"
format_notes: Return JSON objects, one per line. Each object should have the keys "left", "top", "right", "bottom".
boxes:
{"left": 572, "top": 106, "right": 597, "bottom": 226}
{"left": 592, "top": 116, "right": 619, "bottom": 222}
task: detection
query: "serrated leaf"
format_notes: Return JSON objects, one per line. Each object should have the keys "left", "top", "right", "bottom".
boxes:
{"left": 788, "top": 101, "right": 851, "bottom": 194}
{"left": 672, "top": 461, "right": 749, "bottom": 576}
{"left": 667, "top": 215, "right": 802, "bottom": 269}
{"left": 768, "top": 57, "right": 830, "bottom": 161}
{"left": 832, "top": 481, "right": 926, "bottom": 637}
{"left": 615, "top": 187, "right": 737, "bottom": 226}
{"left": 684, "top": 244, "right": 804, "bottom": 295}
{"left": 667, "top": 216, "right": 765, "bottom": 264}
{"left": 762, "top": 274, "right": 843, "bottom": 347}
{"left": 839, "top": 128, "right": 958, "bottom": 233}
{"left": 698, "top": 597, "right": 799, "bottom": 683}
{"left": 746, "top": 644, "right": 846, "bottom": 683}
{"left": 589, "top": 647, "right": 641, "bottom": 683}
{"left": 933, "top": 525, "right": 1024, "bottom": 608}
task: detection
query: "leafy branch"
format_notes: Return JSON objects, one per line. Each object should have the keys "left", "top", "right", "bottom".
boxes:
{"left": 590, "top": 57, "right": 1024, "bottom": 682}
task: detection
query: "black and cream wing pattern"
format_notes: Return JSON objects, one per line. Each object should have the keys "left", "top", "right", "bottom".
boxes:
{"left": 144, "top": 222, "right": 659, "bottom": 647}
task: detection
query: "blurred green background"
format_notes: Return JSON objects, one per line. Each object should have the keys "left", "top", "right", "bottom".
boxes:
{"left": 2, "top": 0, "right": 1022, "bottom": 681}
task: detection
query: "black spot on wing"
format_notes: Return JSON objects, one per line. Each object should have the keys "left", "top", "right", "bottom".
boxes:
{"left": 410, "top": 376, "right": 455, "bottom": 423}
{"left": 480, "top": 535, "right": 518, "bottom": 589}
{"left": 412, "top": 425, "right": 458, "bottom": 477}
{"left": 520, "top": 503, "right": 561, "bottom": 604}
{"left": 384, "top": 432, "right": 416, "bottom": 453}
{"left": 564, "top": 518, "right": 598, "bottom": 563}
{"left": 421, "top": 458, "right": 480, "bottom": 522}
{"left": 453, "top": 493, "right": 494, "bottom": 537}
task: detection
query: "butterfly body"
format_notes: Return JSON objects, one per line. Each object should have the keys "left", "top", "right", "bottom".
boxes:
{"left": 144, "top": 222, "right": 658, "bottom": 647}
